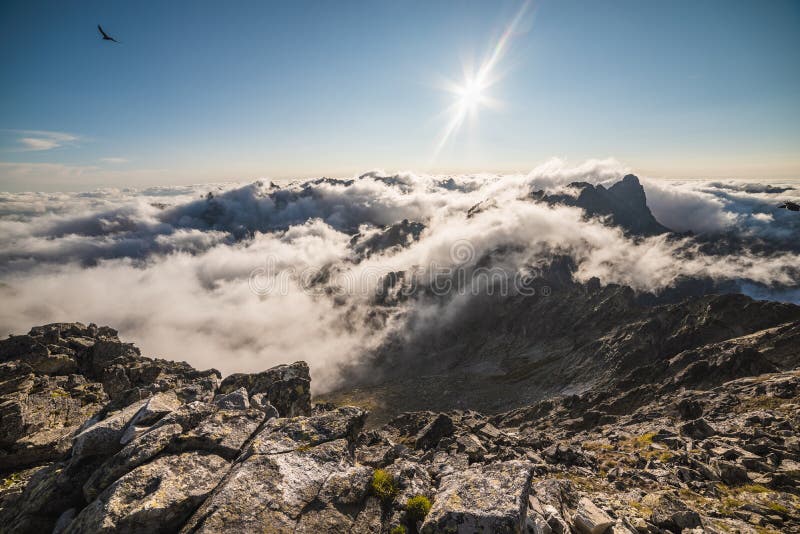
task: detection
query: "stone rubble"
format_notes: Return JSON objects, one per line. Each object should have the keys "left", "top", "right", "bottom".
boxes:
{"left": 0, "top": 321, "right": 798, "bottom": 533}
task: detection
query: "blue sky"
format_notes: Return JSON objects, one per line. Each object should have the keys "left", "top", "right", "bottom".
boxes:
{"left": 1, "top": 0, "right": 799, "bottom": 191}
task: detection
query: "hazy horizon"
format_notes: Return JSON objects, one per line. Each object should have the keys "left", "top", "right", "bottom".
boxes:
{"left": 1, "top": 162, "right": 800, "bottom": 194}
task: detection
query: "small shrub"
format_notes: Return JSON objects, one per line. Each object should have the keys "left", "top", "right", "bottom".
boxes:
{"left": 734, "top": 395, "right": 784, "bottom": 413}
{"left": 740, "top": 484, "right": 769, "bottom": 494}
{"left": 657, "top": 451, "right": 673, "bottom": 463}
{"left": 628, "top": 500, "right": 653, "bottom": 516}
{"left": 634, "top": 432, "right": 656, "bottom": 447}
{"left": 389, "top": 526, "right": 407, "bottom": 534}
{"left": 720, "top": 496, "right": 745, "bottom": 514}
{"left": 406, "top": 494, "right": 432, "bottom": 522}
{"left": 371, "top": 469, "right": 398, "bottom": 503}
{"left": 767, "top": 502, "right": 788, "bottom": 515}
{"left": 601, "top": 459, "right": 618, "bottom": 470}
{"left": 641, "top": 448, "right": 673, "bottom": 463}
{"left": 1, "top": 472, "right": 22, "bottom": 489}
{"left": 581, "top": 440, "right": 614, "bottom": 451}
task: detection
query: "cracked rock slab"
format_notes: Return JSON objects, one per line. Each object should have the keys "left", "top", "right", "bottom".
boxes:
{"left": 243, "top": 406, "right": 366, "bottom": 456}
{"left": 64, "top": 451, "right": 229, "bottom": 534}
{"left": 421, "top": 460, "right": 534, "bottom": 534}
{"left": 181, "top": 438, "right": 354, "bottom": 533}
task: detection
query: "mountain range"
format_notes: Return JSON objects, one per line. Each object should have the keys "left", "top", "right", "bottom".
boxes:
{"left": 1, "top": 174, "right": 799, "bottom": 533}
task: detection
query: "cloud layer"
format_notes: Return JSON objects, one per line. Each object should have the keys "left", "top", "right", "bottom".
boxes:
{"left": 1, "top": 159, "right": 799, "bottom": 390}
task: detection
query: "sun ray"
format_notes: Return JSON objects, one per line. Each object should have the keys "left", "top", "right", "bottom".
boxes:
{"left": 433, "top": 0, "right": 532, "bottom": 157}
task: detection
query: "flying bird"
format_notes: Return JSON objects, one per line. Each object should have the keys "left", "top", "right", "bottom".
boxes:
{"left": 778, "top": 201, "right": 800, "bottom": 212}
{"left": 97, "top": 25, "right": 119, "bottom": 43}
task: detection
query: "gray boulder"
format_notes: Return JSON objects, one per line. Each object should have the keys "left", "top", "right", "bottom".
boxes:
{"left": 421, "top": 460, "right": 534, "bottom": 533}
{"left": 243, "top": 406, "right": 366, "bottom": 456}
{"left": 181, "top": 406, "right": 367, "bottom": 533}
{"left": 679, "top": 418, "right": 716, "bottom": 439}
{"left": 714, "top": 460, "right": 750, "bottom": 485}
{"left": 218, "top": 361, "right": 311, "bottom": 417}
{"left": 65, "top": 452, "right": 229, "bottom": 533}
{"left": 645, "top": 492, "right": 702, "bottom": 531}
{"left": 175, "top": 407, "right": 265, "bottom": 459}
{"left": 572, "top": 497, "right": 614, "bottom": 534}
{"left": 414, "top": 413, "right": 454, "bottom": 450}
{"left": 182, "top": 439, "right": 356, "bottom": 533}
{"left": 84, "top": 422, "right": 184, "bottom": 501}
{"left": 71, "top": 398, "right": 150, "bottom": 461}
{"left": 213, "top": 387, "right": 249, "bottom": 410}
{"left": 84, "top": 402, "right": 265, "bottom": 500}
{"left": 119, "top": 391, "right": 182, "bottom": 444}
{"left": 249, "top": 392, "right": 279, "bottom": 419}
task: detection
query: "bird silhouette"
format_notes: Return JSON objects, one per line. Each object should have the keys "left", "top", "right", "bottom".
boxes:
{"left": 778, "top": 201, "right": 800, "bottom": 212}
{"left": 98, "top": 25, "right": 120, "bottom": 43}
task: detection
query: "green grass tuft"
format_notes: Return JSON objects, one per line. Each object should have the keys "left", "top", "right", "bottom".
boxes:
{"left": 767, "top": 502, "right": 788, "bottom": 515}
{"left": 371, "top": 469, "right": 398, "bottom": 503}
{"left": 406, "top": 494, "right": 432, "bottom": 522}
{"left": 635, "top": 432, "right": 656, "bottom": 446}
{"left": 1, "top": 472, "right": 22, "bottom": 489}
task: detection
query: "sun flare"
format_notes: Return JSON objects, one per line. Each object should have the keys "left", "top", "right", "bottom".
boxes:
{"left": 456, "top": 76, "right": 487, "bottom": 114}
{"left": 434, "top": 0, "right": 531, "bottom": 156}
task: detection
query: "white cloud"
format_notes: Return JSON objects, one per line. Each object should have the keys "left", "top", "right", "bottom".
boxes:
{"left": 640, "top": 179, "right": 737, "bottom": 233}
{"left": 100, "top": 157, "right": 129, "bottom": 164}
{"left": 525, "top": 157, "right": 629, "bottom": 190}
{"left": 14, "top": 130, "right": 79, "bottom": 151}
{"left": 20, "top": 137, "right": 61, "bottom": 151}
{"left": 0, "top": 162, "right": 798, "bottom": 390}
{"left": 642, "top": 178, "right": 800, "bottom": 238}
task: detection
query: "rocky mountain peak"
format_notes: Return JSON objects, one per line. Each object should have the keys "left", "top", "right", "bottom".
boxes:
{"left": 608, "top": 173, "right": 648, "bottom": 205}
{"left": 350, "top": 219, "right": 426, "bottom": 259}
{"left": 535, "top": 174, "right": 670, "bottom": 237}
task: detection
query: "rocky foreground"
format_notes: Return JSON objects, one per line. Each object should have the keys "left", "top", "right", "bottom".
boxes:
{"left": 1, "top": 323, "right": 799, "bottom": 533}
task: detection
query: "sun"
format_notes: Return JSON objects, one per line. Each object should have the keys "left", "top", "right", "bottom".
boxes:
{"left": 433, "top": 72, "right": 492, "bottom": 155}
{"left": 433, "top": 0, "right": 531, "bottom": 157}
{"left": 433, "top": 70, "right": 496, "bottom": 156}
{"left": 456, "top": 76, "right": 487, "bottom": 115}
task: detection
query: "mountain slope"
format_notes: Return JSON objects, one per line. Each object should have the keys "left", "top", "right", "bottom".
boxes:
{"left": 1, "top": 321, "right": 798, "bottom": 533}
{"left": 324, "top": 258, "right": 800, "bottom": 424}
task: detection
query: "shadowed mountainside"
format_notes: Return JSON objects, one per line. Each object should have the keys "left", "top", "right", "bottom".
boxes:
{"left": 324, "top": 264, "right": 800, "bottom": 426}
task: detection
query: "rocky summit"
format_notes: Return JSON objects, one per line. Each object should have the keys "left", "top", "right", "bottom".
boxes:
{"left": 1, "top": 322, "right": 799, "bottom": 533}
{"left": 531, "top": 174, "right": 670, "bottom": 237}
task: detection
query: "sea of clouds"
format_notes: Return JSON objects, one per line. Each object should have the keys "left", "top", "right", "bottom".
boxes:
{"left": 1, "top": 159, "right": 799, "bottom": 390}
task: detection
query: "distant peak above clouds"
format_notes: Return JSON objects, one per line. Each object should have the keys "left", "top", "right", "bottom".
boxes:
{"left": 531, "top": 173, "right": 671, "bottom": 237}
{"left": 1, "top": 166, "right": 798, "bottom": 270}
